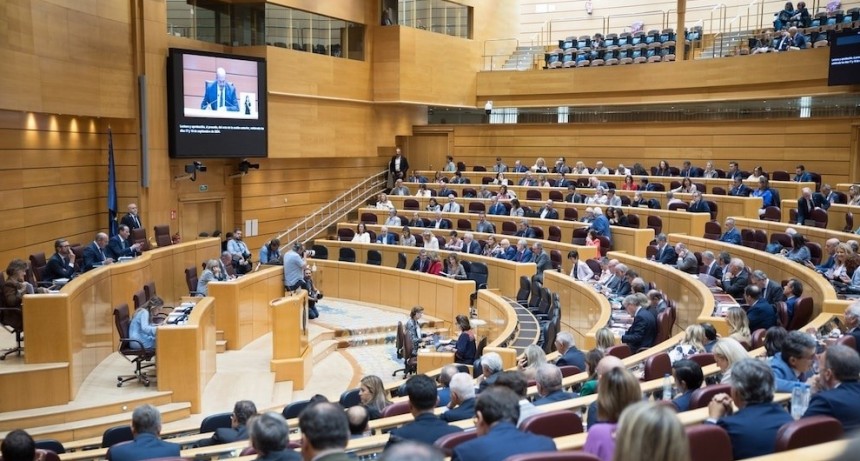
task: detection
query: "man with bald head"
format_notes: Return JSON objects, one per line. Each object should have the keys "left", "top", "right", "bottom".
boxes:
{"left": 121, "top": 203, "right": 143, "bottom": 230}
{"left": 585, "top": 356, "right": 625, "bottom": 427}
{"left": 83, "top": 232, "right": 114, "bottom": 272}
{"left": 200, "top": 67, "right": 238, "bottom": 111}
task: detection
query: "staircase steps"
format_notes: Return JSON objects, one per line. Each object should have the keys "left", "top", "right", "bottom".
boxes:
{"left": 500, "top": 45, "right": 546, "bottom": 70}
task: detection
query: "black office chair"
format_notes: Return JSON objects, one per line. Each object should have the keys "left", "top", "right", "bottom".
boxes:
{"left": 101, "top": 425, "right": 133, "bottom": 448}
{"left": 34, "top": 440, "right": 65, "bottom": 454}
{"left": 367, "top": 250, "right": 382, "bottom": 266}
{"left": 338, "top": 388, "right": 362, "bottom": 408}
{"left": 199, "top": 412, "right": 233, "bottom": 433}
{"left": 339, "top": 248, "right": 356, "bottom": 263}
{"left": 282, "top": 400, "right": 311, "bottom": 419}
{"left": 113, "top": 304, "right": 156, "bottom": 387}
{"left": 311, "top": 245, "right": 329, "bottom": 260}
{"left": 397, "top": 252, "right": 407, "bottom": 269}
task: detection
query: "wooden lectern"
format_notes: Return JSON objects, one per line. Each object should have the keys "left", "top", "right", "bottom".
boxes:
{"left": 270, "top": 291, "right": 312, "bottom": 389}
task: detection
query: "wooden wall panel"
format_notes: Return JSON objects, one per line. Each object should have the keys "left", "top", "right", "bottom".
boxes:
{"left": 408, "top": 117, "right": 859, "bottom": 186}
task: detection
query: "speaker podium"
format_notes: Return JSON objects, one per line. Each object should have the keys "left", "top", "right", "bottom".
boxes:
{"left": 269, "top": 291, "right": 312, "bottom": 389}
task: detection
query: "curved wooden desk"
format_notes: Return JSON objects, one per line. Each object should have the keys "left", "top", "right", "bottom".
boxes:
{"left": 315, "top": 240, "right": 535, "bottom": 298}
{"left": 667, "top": 234, "right": 837, "bottom": 335}
{"left": 357, "top": 207, "right": 655, "bottom": 257}
{"left": 780, "top": 199, "right": 859, "bottom": 233}
{"left": 18, "top": 238, "right": 221, "bottom": 412}
{"left": 208, "top": 265, "right": 286, "bottom": 350}
{"left": 541, "top": 271, "right": 611, "bottom": 351}
{"left": 726, "top": 216, "right": 860, "bottom": 257}
{"left": 311, "top": 259, "right": 473, "bottom": 329}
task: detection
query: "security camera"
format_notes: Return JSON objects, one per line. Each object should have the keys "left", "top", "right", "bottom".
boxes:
{"left": 238, "top": 160, "right": 260, "bottom": 174}
{"left": 194, "top": 161, "right": 207, "bottom": 172}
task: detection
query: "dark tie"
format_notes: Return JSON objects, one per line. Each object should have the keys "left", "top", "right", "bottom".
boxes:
{"left": 133, "top": 215, "right": 140, "bottom": 228}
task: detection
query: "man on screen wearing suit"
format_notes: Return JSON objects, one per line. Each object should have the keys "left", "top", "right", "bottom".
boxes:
{"left": 83, "top": 233, "right": 113, "bottom": 272}
{"left": 107, "top": 225, "right": 142, "bottom": 261}
{"left": 200, "top": 67, "right": 239, "bottom": 112}
{"left": 45, "top": 239, "right": 77, "bottom": 281}
{"left": 120, "top": 203, "right": 143, "bottom": 230}
{"left": 107, "top": 405, "right": 180, "bottom": 461}
{"left": 621, "top": 293, "right": 658, "bottom": 351}
{"left": 803, "top": 345, "right": 860, "bottom": 433}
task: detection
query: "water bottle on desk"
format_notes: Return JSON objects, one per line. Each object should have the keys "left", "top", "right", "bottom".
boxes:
{"left": 662, "top": 373, "right": 672, "bottom": 401}
{"left": 790, "top": 383, "right": 810, "bottom": 419}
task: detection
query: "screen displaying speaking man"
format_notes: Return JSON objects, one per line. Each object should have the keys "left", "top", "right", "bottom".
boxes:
{"left": 200, "top": 67, "right": 239, "bottom": 112}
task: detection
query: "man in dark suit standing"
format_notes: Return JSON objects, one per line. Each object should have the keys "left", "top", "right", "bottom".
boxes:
{"left": 706, "top": 359, "right": 793, "bottom": 460}
{"left": 452, "top": 387, "right": 556, "bottom": 461}
{"left": 107, "top": 225, "right": 142, "bottom": 261}
{"left": 45, "top": 239, "right": 77, "bottom": 281}
{"left": 196, "top": 400, "right": 257, "bottom": 447}
{"left": 200, "top": 67, "right": 239, "bottom": 111}
{"left": 83, "top": 232, "right": 113, "bottom": 272}
{"left": 120, "top": 203, "right": 143, "bottom": 230}
{"left": 538, "top": 200, "right": 559, "bottom": 220}
{"left": 106, "top": 405, "right": 180, "bottom": 461}
{"left": 621, "top": 293, "right": 658, "bottom": 351}
{"left": 803, "top": 345, "right": 860, "bottom": 432}
{"left": 388, "top": 147, "right": 409, "bottom": 182}
{"left": 554, "top": 331, "right": 586, "bottom": 370}
{"left": 795, "top": 187, "right": 817, "bottom": 225}
{"left": 652, "top": 234, "right": 677, "bottom": 265}
{"left": 744, "top": 285, "right": 778, "bottom": 333}
{"left": 532, "top": 365, "right": 576, "bottom": 406}
{"left": 441, "top": 373, "right": 477, "bottom": 422}
{"left": 386, "top": 375, "right": 462, "bottom": 448}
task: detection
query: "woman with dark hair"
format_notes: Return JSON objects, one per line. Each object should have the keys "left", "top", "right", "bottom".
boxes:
{"left": 578, "top": 348, "right": 605, "bottom": 396}
{"left": 405, "top": 306, "right": 425, "bottom": 349}
{"left": 509, "top": 198, "right": 524, "bottom": 217}
{"left": 764, "top": 326, "right": 788, "bottom": 357}
{"left": 655, "top": 160, "right": 671, "bottom": 177}
{"left": 426, "top": 198, "right": 441, "bottom": 212}
{"left": 784, "top": 233, "right": 810, "bottom": 264}
{"left": 3, "top": 259, "right": 31, "bottom": 309}
{"left": 450, "top": 314, "right": 476, "bottom": 364}
{"left": 671, "top": 359, "right": 704, "bottom": 412}
{"left": 621, "top": 174, "right": 638, "bottom": 191}
{"left": 672, "top": 177, "right": 696, "bottom": 194}
{"left": 613, "top": 208, "right": 629, "bottom": 227}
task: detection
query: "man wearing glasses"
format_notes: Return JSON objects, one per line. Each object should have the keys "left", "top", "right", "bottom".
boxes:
{"left": 44, "top": 239, "right": 77, "bottom": 281}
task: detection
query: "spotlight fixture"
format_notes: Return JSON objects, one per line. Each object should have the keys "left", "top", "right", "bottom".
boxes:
{"left": 175, "top": 161, "right": 207, "bottom": 181}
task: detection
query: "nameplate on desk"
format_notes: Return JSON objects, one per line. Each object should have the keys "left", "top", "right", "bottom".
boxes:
{"left": 117, "top": 256, "right": 135, "bottom": 263}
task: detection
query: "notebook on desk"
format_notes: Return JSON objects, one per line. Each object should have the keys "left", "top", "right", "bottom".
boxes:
{"left": 697, "top": 273, "right": 720, "bottom": 288}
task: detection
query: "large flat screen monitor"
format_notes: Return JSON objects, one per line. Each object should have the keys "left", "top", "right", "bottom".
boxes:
{"left": 167, "top": 48, "right": 268, "bottom": 158}
{"left": 828, "top": 29, "right": 860, "bottom": 86}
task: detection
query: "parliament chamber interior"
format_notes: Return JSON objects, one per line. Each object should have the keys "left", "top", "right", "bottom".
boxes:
{"left": 2, "top": 0, "right": 860, "bottom": 460}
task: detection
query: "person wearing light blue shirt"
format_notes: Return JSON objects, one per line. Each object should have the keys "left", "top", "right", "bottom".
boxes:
{"left": 283, "top": 244, "right": 307, "bottom": 291}
{"left": 589, "top": 207, "right": 612, "bottom": 242}
{"left": 768, "top": 331, "right": 816, "bottom": 392}
{"left": 129, "top": 296, "right": 162, "bottom": 350}
{"left": 259, "top": 238, "right": 280, "bottom": 264}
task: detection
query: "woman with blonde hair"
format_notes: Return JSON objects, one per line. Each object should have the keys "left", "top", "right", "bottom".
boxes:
{"left": 668, "top": 324, "right": 705, "bottom": 363}
{"left": 712, "top": 337, "right": 749, "bottom": 384}
{"left": 612, "top": 401, "right": 690, "bottom": 461}
{"left": 359, "top": 375, "right": 390, "bottom": 420}
{"left": 517, "top": 344, "right": 547, "bottom": 381}
{"left": 725, "top": 306, "right": 751, "bottom": 345}
{"left": 583, "top": 367, "right": 643, "bottom": 461}
{"left": 595, "top": 327, "right": 615, "bottom": 351}
{"left": 196, "top": 259, "right": 221, "bottom": 296}
{"left": 532, "top": 157, "right": 548, "bottom": 173}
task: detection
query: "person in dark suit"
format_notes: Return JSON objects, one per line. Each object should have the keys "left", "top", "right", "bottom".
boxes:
{"left": 0, "top": 429, "right": 35, "bottom": 461}
{"left": 514, "top": 220, "right": 536, "bottom": 239}
{"left": 200, "top": 67, "right": 239, "bottom": 111}
{"left": 407, "top": 212, "right": 426, "bottom": 229}
{"left": 744, "top": 285, "right": 778, "bottom": 333}
{"left": 804, "top": 344, "right": 860, "bottom": 432}
{"left": 487, "top": 196, "right": 507, "bottom": 215}
{"left": 452, "top": 387, "right": 556, "bottom": 461}
{"left": 621, "top": 293, "right": 658, "bottom": 351}
{"left": 565, "top": 185, "right": 584, "bottom": 204}
{"left": 375, "top": 226, "right": 397, "bottom": 245}
{"left": 44, "top": 239, "right": 77, "bottom": 281}
{"left": 429, "top": 212, "right": 450, "bottom": 230}
{"left": 750, "top": 270, "right": 786, "bottom": 306}
{"left": 196, "top": 400, "right": 257, "bottom": 447}
{"left": 410, "top": 249, "right": 431, "bottom": 272}
{"left": 652, "top": 234, "right": 677, "bottom": 265}
{"left": 298, "top": 403, "right": 350, "bottom": 461}
{"left": 497, "top": 239, "right": 517, "bottom": 261}
{"left": 513, "top": 239, "right": 533, "bottom": 263}
{"left": 675, "top": 243, "right": 699, "bottom": 274}
{"left": 728, "top": 176, "right": 752, "bottom": 197}
{"left": 107, "top": 405, "right": 180, "bottom": 461}
{"left": 554, "top": 331, "right": 586, "bottom": 370}
{"left": 706, "top": 359, "right": 793, "bottom": 460}
{"left": 687, "top": 191, "right": 711, "bottom": 214}
{"left": 843, "top": 303, "right": 860, "bottom": 354}
{"left": 83, "top": 232, "right": 113, "bottom": 272}
{"left": 814, "top": 184, "right": 836, "bottom": 210}
{"left": 388, "top": 148, "right": 409, "bottom": 182}
{"left": 532, "top": 365, "right": 576, "bottom": 406}
{"left": 722, "top": 258, "right": 751, "bottom": 299}
{"left": 701, "top": 251, "right": 723, "bottom": 279}
{"left": 795, "top": 187, "right": 818, "bottom": 225}
{"left": 106, "top": 225, "right": 142, "bottom": 261}
{"left": 386, "top": 375, "right": 462, "bottom": 448}
{"left": 538, "top": 200, "right": 559, "bottom": 219}
{"left": 120, "top": 203, "right": 143, "bottom": 230}
{"left": 461, "top": 233, "right": 481, "bottom": 255}
{"left": 440, "top": 372, "right": 477, "bottom": 422}
{"left": 719, "top": 218, "right": 742, "bottom": 245}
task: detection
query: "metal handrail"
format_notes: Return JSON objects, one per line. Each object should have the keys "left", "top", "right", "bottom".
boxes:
{"left": 483, "top": 38, "right": 519, "bottom": 71}
{"left": 275, "top": 170, "right": 387, "bottom": 245}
